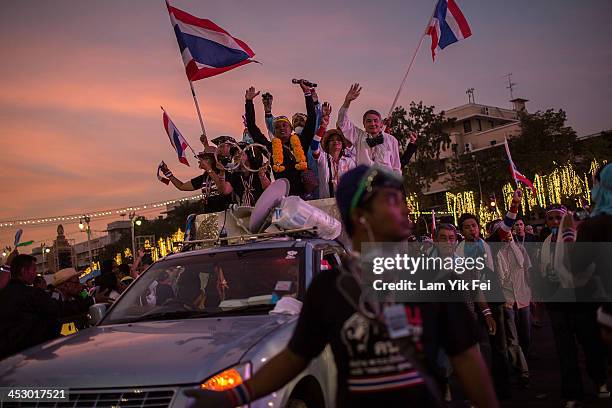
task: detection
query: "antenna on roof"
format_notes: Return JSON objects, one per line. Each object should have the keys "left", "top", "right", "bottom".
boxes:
{"left": 466, "top": 88, "right": 475, "bottom": 104}
{"left": 504, "top": 73, "right": 516, "bottom": 100}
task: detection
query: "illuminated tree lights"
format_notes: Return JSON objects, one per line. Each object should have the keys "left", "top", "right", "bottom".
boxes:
{"left": 451, "top": 159, "right": 603, "bottom": 222}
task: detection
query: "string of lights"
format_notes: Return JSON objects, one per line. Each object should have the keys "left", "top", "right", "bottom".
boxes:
{"left": 0, "top": 193, "right": 205, "bottom": 229}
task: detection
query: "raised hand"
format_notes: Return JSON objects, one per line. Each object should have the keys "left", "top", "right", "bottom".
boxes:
{"left": 245, "top": 86, "right": 260, "bottom": 101}
{"left": 322, "top": 102, "right": 332, "bottom": 118}
{"left": 261, "top": 92, "right": 273, "bottom": 113}
{"left": 297, "top": 80, "right": 311, "bottom": 94}
{"left": 408, "top": 132, "right": 418, "bottom": 144}
{"left": 344, "top": 83, "right": 361, "bottom": 105}
{"left": 512, "top": 188, "right": 523, "bottom": 204}
{"left": 310, "top": 87, "right": 319, "bottom": 103}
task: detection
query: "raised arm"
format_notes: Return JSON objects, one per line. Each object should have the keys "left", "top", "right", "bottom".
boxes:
{"left": 245, "top": 87, "right": 271, "bottom": 149}
{"left": 262, "top": 92, "right": 275, "bottom": 138}
{"left": 337, "top": 83, "right": 362, "bottom": 144}
{"left": 400, "top": 132, "right": 419, "bottom": 167}
{"left": 297, "top": 82, "right": 317, "bottom": 151}
{"left": 160, "top": 162, "right": 198, "bottom": 191}
{"left": 311, "top": 102, "right": 331, "bottom": 160}
{"left": 184, "top": 347, "right": 308, "bottom": 408}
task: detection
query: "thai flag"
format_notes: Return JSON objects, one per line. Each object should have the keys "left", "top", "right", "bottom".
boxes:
{"left": 162, "top": 107, "right": 191, "bottom": 166}
{"left": 504, "top": 139, "right": 536, "bottom": 196}
{"left": 427, "top": 0, "right": 472, "bottom": 60}
{"left": 166, "top": 1, "right": 256, "bottom": 81}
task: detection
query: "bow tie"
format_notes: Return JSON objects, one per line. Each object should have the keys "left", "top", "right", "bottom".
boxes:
{"left": 366, "top": 134, "right": 384, "bottom": 148}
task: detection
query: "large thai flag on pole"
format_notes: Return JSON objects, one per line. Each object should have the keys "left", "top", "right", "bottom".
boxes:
{"left": 504, "top": 138, "right": 536, "bottom": 196}
{"left": 166, "top": 1, "right": 256, "bottom": 81}
{"left": 426, "top": 0, "right": 472, "bottom": 60}
{"left": 162, "top": 107, "right": 192, "bottom": 166}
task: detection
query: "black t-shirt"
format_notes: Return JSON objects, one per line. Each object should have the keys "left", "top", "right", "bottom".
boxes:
{"left": 190, "top": 174, "right": 234, "bottom": 213}
{"left": 228, "top": 171, "right": 266, "bottom": 206}
{"left": 288, "top": 267, "right": 478, "bottom": 408}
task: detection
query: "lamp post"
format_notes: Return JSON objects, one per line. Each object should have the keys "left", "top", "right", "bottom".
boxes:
{"left": 79, "top": 216, "right": 92, "bottom": 267}
{"left": 40, "top": 243, "right": 51, "bottom": 274}
{"left": 129, "top": 212, "right": 142, "bottom": 260}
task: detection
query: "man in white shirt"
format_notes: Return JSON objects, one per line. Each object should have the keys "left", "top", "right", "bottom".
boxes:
{"left": 336, "top": 83, "right": 401, "bottom": 175}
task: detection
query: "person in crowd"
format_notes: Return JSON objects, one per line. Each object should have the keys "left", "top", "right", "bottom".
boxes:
{"left": 244, "top": 82, "right": 316, "bottom": 198}
{"left": 456, "top": 211, "right": 511, "bottom": 398}
{"left": 539, "top": 200, "right": 610, "bottom": 406}
{"left": 224, "top": 142, "right": 271, "bottom": 207}
{"left": 245, "top": 83, "right": 316, "bottom": 196}
{"left": 514, "top": 217, "right": 538, "bottom": 244}
{"left": 0, "top": 249, "right": 18, "bottom": 291}
{"left": 160, "top": 149, "right": 233, "bottom": 213}
{"left": 50, "top": 268, "right": 85, "bottom": 302}
{"left": 310, "top": 102, "right": 356, "bottom": 198}
{"left": 524, "top": 224, "right": 535, "bottom": 236}
{"left": 184, "top": 165, "right": 499, "bottom": 408}
{"left": 487, "top": 217, "right": 532, "bottom": 389}
{"left": 33, "top": 275, "right": 47, "bottom": 290}
{"left": 337, "top": 84, "right": 401, "bottom": 174}
{"left": 117, "top": 263, "right": 134, "bottom": 287}
{"left": 0, "top": 255, "right": 107, "bottom": 359}
{"left": 262, "top": 89, "right": 326, "bottom": 199}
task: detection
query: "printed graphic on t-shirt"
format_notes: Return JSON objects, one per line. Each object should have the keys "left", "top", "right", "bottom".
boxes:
{"left": 340, "top": 306, "right": 425, "bottom": 393}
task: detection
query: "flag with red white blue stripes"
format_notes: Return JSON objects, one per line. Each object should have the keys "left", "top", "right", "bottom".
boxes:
{"left": 504, "top": 139, "right": 537, "bottom": 196}
{"left": 166, "top": 1, "right": 256, "bottom": 81}
{"left": 162, "top": 107, "right": 191, "bottom": 166}
{"left": 426, "top": 0, "right": 472, "bottom": 60}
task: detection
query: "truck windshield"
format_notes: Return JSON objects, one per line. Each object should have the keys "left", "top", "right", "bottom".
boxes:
{"left": 103, "top": 247, "right": 303, "bottom": 325}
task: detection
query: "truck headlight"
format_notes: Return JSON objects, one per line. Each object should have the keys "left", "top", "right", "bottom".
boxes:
{"left": 201, "top": 362, "right": 251, "bottom": 391}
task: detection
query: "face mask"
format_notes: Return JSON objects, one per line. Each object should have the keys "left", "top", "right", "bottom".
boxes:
{"left": 294, "top": 126, "right": 304, "bottom": 135}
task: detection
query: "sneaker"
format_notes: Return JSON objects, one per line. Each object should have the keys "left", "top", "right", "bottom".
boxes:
{"left": 597, "top": 384, "right": 610, "bottom": 398}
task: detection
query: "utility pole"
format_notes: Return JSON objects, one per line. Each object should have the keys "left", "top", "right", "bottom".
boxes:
{"left": 129, "top": 212, "right": 142, "bottom": 260}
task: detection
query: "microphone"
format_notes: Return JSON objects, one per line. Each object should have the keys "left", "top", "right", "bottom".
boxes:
{"left": 292, "top": 79, "right": 317, "bottom": 88}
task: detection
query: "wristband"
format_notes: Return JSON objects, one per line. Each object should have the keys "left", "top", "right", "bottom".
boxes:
{"left": 562, "top": 229, "right": 576, "bottom": 242}
{"left": 163, "top": 169, "right": 173, "bottom": 178}
{"left": 304, "top": 92, "right": 312, "bottom": 97}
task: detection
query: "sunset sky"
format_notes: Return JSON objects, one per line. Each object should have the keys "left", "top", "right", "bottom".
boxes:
{"left": 1, "top": 0, "right": 611, "bottom": 250}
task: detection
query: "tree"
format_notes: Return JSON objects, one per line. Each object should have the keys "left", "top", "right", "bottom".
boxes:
{"left": 388, "top": 102, "right": 455, "bottom": 194}
{"left": 449, "top": 109, "right": 579, "bottom": 197}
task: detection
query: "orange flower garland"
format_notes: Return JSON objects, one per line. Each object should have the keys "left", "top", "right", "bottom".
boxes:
{"left": 272, "top": 133, "right": 308, "bottom": 172}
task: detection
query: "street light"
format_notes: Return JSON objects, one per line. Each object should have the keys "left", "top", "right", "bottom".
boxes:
{"left": 129, "top": 212, "right": 142, "bottom": 260}
{"left": 41, "top": 243, "right": 51, "bottom": 274}
{"left": 79, "top": 216, "right": 92, "bottom": 267}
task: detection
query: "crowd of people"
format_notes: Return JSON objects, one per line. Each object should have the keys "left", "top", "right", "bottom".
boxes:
{"left": 0, "top": 248, "right": 152, "bottom": 359}
{"left": 1, "top": 78, "right": 610, "bottom": 408}
{"left": 159, "top": 81, "right": 418, "bottom": 208}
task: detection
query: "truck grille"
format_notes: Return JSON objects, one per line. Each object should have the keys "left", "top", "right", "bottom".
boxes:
{"left": 5, "top": 388, "right": 175, "bottom": 408}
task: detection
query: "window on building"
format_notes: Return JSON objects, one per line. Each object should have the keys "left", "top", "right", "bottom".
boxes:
{"left": 463, "top": 120, "right": 472, "bottom": 134}
{"left": 476, "top": 119, "right": 482, "bottom": 131}
{"left": 489, "top": 120, "right": 495, "bottom": 129}
{"left": 490, "top": 140, "right": 497, "bottom": 146}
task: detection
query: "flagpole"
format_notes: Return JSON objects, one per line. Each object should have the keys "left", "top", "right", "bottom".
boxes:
{"left": 189, "top": 81, "right": 210, "bottom": 148}
{"left": 504, "top": 137, "right": 520, "bottom": 188}
{"left": 387, "top": 4, "right": 437, "bottom": 118}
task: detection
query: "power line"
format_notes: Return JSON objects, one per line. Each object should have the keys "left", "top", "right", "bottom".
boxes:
{"left": 0, "top": 193, "right": 204, "bottom": 229}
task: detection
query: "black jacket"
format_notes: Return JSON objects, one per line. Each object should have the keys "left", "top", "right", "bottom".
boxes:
{"left": 245, "top": 94, "right": 316, "bottom": 197}
{"left": 0, "top": 279, "right": 93, "bottom": 359}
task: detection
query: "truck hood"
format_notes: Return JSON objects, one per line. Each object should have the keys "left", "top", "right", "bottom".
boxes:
{"left": 0, "top": 315, "right": 293, "bottom": 388}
